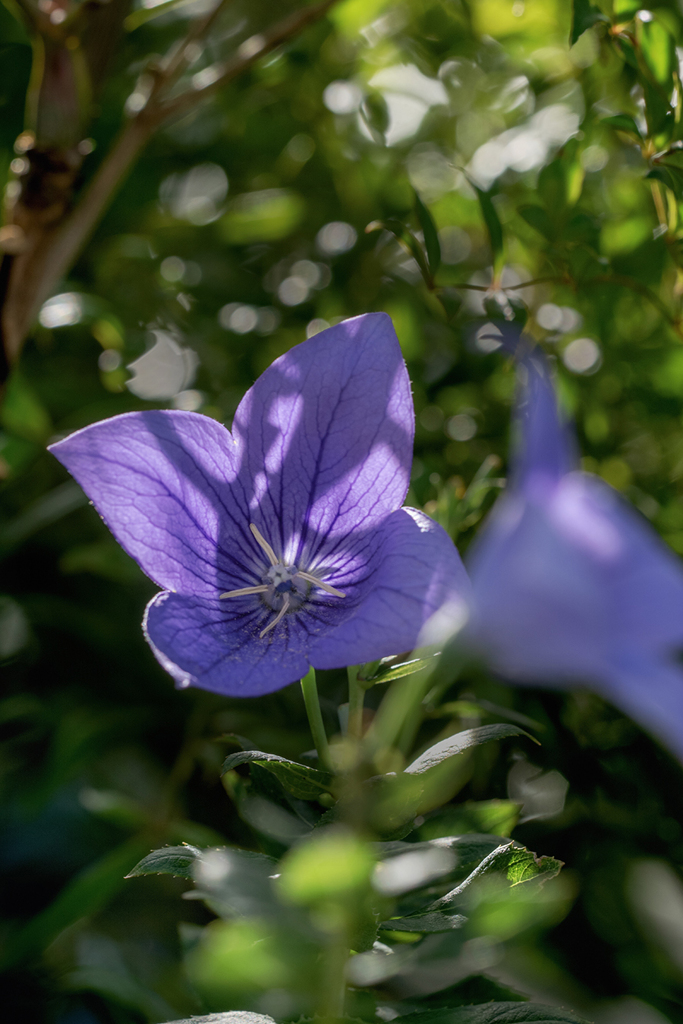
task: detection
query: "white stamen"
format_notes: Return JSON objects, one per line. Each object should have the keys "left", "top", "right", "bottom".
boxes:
{"left": 295, "top": 570, "right": 346, "bottom": 598}
{"left": 260, "top": 593, "right": 290, "bottom": 638}
{"left": 219, "top": 584, "right": 269, "bottom": 599}
{"left": 250, "top": 523, "right": 278, "bottom": 565}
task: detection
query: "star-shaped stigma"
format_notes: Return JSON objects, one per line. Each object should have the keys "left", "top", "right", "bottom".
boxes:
{"left": 220, "top": 523, "right": 345, "bottom": 638}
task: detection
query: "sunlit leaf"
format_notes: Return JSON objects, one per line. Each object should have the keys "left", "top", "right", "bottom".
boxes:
{"left": 394, "top": 1003, "right": 591, "bottom": 1023}
{"left": 222, "top": 749, "right": 334, "bottom": 800}
{"left": 126, "top": 844, "right": 202, "bottom": 880}
{"left": 405, "top": 725, "right": 529, "bottom": 775}
{"left": 570, "top": 0, "right": 608, "bottom": 45}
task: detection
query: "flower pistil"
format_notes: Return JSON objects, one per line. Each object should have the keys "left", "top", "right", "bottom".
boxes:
{"left": 220, "top": 523, "right": 346, "bottom": 638}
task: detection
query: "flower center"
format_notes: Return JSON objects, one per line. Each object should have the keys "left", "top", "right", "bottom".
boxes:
{"left": 219, "top": 523, "right": 345, "bottom": 638}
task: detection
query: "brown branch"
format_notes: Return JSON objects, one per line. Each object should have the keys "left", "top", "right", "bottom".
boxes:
{"left": 157, "top": 0, "right": 337, "bottom": 122}
{"left": 0, "top": 0, "right": 339, "bottom": 386}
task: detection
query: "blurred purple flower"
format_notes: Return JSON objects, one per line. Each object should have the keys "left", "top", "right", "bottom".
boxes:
{"left": 466, "top": 331, "right": 683, "bottom": 761}
{"left": 50, "top": 313, "right": 468, "bottom": 697}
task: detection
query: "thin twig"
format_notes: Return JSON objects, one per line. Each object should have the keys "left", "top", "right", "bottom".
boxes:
{"left": 446, "top": 272, "right": 683, "bottom": 338}
{"left": 158, "top": 0, "right": 337, "bottom": 121}
{"left": 2, "top": 0, "right": 339, "bottom": 371}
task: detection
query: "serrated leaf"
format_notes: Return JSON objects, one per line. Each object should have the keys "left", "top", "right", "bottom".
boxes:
{"left": 381, "top": 910, "right": 467, "bottom": 933}
{"left": 601, "top": 114, "right": 642, "bottom": 138}
{"left": 395, "top": 1003, "right": 591, "bottom": 1023}
{"left": 405, "top": 724, "right": 529, "bottom": 775}
{"left": 429, "top": 842, "right": 563, "bottom": 913}
{"left": 571, "top": 0, "right": 608, "bottom": 46}
{"left": 222, "top": 749, "right": 334, "bottom": 800}
{"left": 414, "top": 190, "right": 441, "bottom": 277}
{"left": 125, "top": 844, "right": 202, "bottom": 880}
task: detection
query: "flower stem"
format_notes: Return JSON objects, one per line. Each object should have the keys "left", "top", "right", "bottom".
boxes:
{"left": 347, "top": 665, "right": 365, "bottom": 739}
{"left": 301, "top": 667, "right": 333, "bottom": 772}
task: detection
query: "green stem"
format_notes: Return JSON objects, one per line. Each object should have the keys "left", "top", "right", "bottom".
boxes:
{"left": 301, "top": 667, "right": 333, "bottom": 772}
{"left": 347, "top": 665, "right": 365, "bottom": 739}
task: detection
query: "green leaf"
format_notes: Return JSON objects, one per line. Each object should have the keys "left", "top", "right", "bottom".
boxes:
{"left": 125, "top": 844, "right": 202, "bottom": 880}
{"left": 414, "top": 190, "right": 441, "bottom": 277}
{"left": 647, "top": 164, "right": 683, "bottom": 200}
{"left": 360, "top": 90, "right": 390, "bottom": 143}
{"left": 638, "top": 16, "right": 676, "bottom": 88}
{"left": 220, "top": 189, "right": 305, "bottom": 244}
{"left": 163, "top": 1015, "right": 277, "bottom": 1024}
{"left": 417, "top": 800, "right": 520, "bottom": 841}
{"left": 359, "top": 652, "right": 438, "bottom": 685}
{"left": 381, "top": 910, "right": 467, "bottom": 933}
{"left": 601, "top": 113, "right": 642, "bottom": 138}
{"left": 222, "top": 749, "right": 334, "bottom": 800}
{"left": 518, "top": 205, "right": 554, "bottom": 241}
{"left": 405, "top": 725, "right": 529, "bottom": 775}
{"left": 643, "top": 81, "right": 672, "bottom": 137}
{"left": 613, "top": 0, "right": 638, "bottom": 14}
{"left": 429, "top": 842, "right": 563, "bottom": 913}
{"left": 472, "top": 183, "right": 504, "bottom": 270}
{"left": 395, "top": 1003, "right": 591, "bottom": 1023}
{"left": 571, "top": 0, "right": 608, "bottom": 46}
{"left": 1, "top": 370, "right": 52, "bottom": 443}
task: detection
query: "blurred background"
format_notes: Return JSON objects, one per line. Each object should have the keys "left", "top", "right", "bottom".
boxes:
{"left": 3, "top": 0, "right": 683, "bottom": 1021}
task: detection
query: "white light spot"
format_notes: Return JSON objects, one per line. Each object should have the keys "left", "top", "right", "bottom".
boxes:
{"left": 229, "top": 305, "right": 259, "bottom": 333}
{"left": 306, "top": 318, "right": 330, "bottom": 338}
{"left": 323, "top": 80, "right": 363, "bottom": 114}
{"left": 373, "top": 848, "right": 455, "bottom": 896}
{"left": 238, "top": 34, "right": 265, "bottom": 60}
{"left": 278, "top": 277, "right": 309, "bottom": 306}
{"left": 126, "top": 330, "right": 198, "bottom": 400}
{"left": 98, "top": 349, "right": 121, "bottom": 372}
{"left": 537, "top": 302, "right": 563, "bottom": 331}
{"left": 562, "top": 337, "right": 601, "bottom": 374}
{"left": 316, "top": 221, "right": 357, "bottom": 255}
{"left": 581, "top": 144, "right": 608, "bottom": 172}
{"left": 160, "top": 256, "right": 185, "bottom": 282}
{"left": 291, "top": 260, "right": 320, "bottom": 288}
{"left": 39, "top": 292, "right": 83, "bottom": 329}
{"left": 474, "top": 322, "right": 503, "bottom": 353}
{"left": 159, "top": 163, "right": 228, "bottom": 225}
{"left": 286, "top": 133, "right": 315, "bottom": 163}
{"left": 192, "top": 64, "right": 223, "bottom": 91}
{"left": 173, "top": 389, "right": 203, "bottom": 411}
{"left": 256, "top": 307, "right": 281, "bottom": 335}
{"left": 439, "top": 225, "right": 471, "bottom": 264}
{"left": 446, "top": 413, "right": 477, "bottom": 441}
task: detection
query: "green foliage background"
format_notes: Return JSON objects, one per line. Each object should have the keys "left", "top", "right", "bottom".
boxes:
{"left": 3, "top": 0, "right": 683, "bottom": 1021}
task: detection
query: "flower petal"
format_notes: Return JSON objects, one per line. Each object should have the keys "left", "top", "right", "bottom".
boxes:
{"left": 514, "top": 347, "right": 575, "bottom": 493}
{"left": 232, "top": 313, "right": 414, "bottom": 565}
{"left": 602, "top": 657, "right": 683, "bottom": 763}
{"left": 468, "top": 473, "right": 683, "bottom": 682}
{"left": 144, "top": 591, "right": 310, "bottom": 696}
{"left": 309, "top": 507, "right": 471, "bottom": 669}
{"left": 49, "top": 410, "right": 254, "bottom": 597}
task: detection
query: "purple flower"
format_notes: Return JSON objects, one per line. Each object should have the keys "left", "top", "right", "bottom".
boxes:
{"left": 466, "top": 334, "right": 683, "bottom": 761}
{"left": 50, "top": 313, "right": 468, "bottom": 697}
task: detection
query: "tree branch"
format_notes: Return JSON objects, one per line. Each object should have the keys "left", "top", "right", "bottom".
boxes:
{"left": 0, "top": 0, "right": 339, "bottom": 386}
